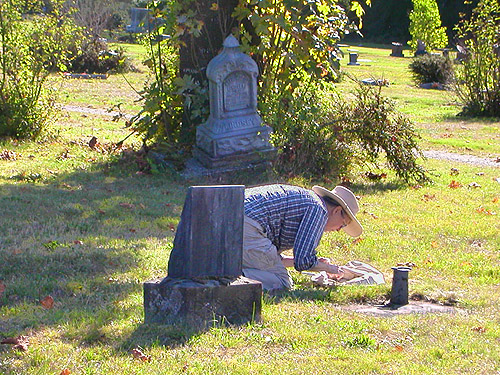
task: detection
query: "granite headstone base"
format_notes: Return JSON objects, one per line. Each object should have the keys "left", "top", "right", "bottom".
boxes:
{"left": 144, "top": 276, "right": 262, "bottom": 327}
{"left": 193, "top": 145, "right": 277, "bottom": 169}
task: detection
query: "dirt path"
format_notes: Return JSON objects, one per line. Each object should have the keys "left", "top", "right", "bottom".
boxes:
{"left": 62, "top": 105, "right": 133, "bottom": 120}
{"left": 423, "top": 150, "right": 500, "bottom": 168}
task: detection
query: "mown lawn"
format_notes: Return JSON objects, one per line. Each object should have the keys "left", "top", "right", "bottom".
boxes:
{"left": 0, "top": 43, "right": 499, "bottom": 375}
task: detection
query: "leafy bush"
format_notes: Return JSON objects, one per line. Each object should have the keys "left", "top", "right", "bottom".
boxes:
{"left": 408, "top": 0, "right": 448, "bottom": 51}
{"left": 409, "top": 54, "right": 454, "bottom": 84}
{"left": 269, "top": 80, "right": 429, "bottom": 183}
{"left": 0, "top": 1, "right": 71, "bottom": 138}
{"left": 67, "top": 38, "right": 133, "bottom": 74}
{"left": 454, "top": 0, "right": 499, "bottom": 117}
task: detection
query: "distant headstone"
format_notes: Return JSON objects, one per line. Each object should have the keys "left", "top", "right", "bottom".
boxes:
{"left": 193, "top": 35, "right": 276, "bottom": 170}
{"left": 144, "top": 185, "right": 262, "bottom": 327}
{"left": 415, "top": 40, "right": 427, "bottom": 56}
{"left": 126, "top": 8, "right": 151, "bottom": 33}
{"left": 390, "top": 42, "right": 404, "bottom": 57}
{"left": 348, "top": 52, "right": 360, "bottom": 65}
{"left": 455, "top": 45, "right": 468, "bottom": 62}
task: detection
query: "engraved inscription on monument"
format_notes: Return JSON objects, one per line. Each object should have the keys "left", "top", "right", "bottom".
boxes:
{"left": 224, "top": 72, "right": 251, "bottom": 112}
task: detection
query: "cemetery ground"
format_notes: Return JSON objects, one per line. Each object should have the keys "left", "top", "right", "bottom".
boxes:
{"left": 0, "top": 43, "right": 499, "bottom": 374}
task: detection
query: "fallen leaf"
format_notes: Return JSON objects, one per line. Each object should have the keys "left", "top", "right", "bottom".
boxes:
{"left": 365, "top": 171, "right": 387, "bottom": 180}
{"left": 472, "top": 326, "right": 486, "bottom": 333}
{"left": 422, "top": 194, "right": 436, "bottom": 201}
{"left": 119, "top": 203, "right": 135, "bottom": 209}
{"left": 394, "top": 345, "right": 404, "bottom": 352}
{"left": 460, "top": 261, "right": 472, "bottom": 267}
{"left": 431, "top": 241, "right": 438, "bottom": 248}
{"left": 73, "top": 240, "right": 83, "bottom": 245}
{"left": 60, "top": 369, "right": 71, "bottom": 375}
{"left": 410, "top": 184, "right": 422, "bottom": 190}
{"left": 0, "top": 280, "right": 5, "bottom": 297}
{"left": 0, "top": 150, "right": 19, "bottom": 160}
{"left": 450, "top": 168, "right": 460, "bottom": 176}
{"left": 1, "top": 336, "right": 29, "bottom": 351}
{"left": 352, "top": 237, "right": 363, "bottom": 245}
{"left": 89, "top": 136, "right": 98, "bottom": 150}
{"left": 492, "top": 197, "right": 499, "bottom": 203}
{"left": 129, "top": 228, "right": 136, "bottom": 233}
{"left": 40, "top": 295, "right": 54, "bottom": 309}
{"left": 476, "top": 207, "right": 496, "bottom": 215}
{"left": 130, "top": 348, "right": 151, "bottom": 362}
{"left": 448, "top": 180, "right": 462, "bottom": 189}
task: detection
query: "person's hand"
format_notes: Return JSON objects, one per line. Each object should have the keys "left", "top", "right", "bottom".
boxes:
{"left": 337, "top": 266, "right": 363, "bottom": 281}
{"left": 318, "top": 257, "right": 332, "bottom": 265}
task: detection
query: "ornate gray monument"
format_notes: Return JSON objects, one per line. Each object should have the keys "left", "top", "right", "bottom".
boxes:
{"left": 193, "top": 35, "right": 276, "bottom": 169}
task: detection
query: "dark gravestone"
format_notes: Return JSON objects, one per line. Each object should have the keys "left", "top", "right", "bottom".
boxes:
{"left": 415, "top": 40, "right": 427, "bottom": 56}
{"left": 144, "top": 185, "right": 262, "bottom": 327}
{"left": 348, "top": 52, "right": 360, "bottom": 65}
{"left": 166, "top": 186, "right": 243, "bottom": 278}
{"left": 391, "top": 42, "right": 404, "bottom": 57}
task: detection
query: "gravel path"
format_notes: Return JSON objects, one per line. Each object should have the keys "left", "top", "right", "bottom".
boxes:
{"left": 423, "top": 150, "right": 500, "bottom": 168}
{"left": 62, "top": 105, "right": 133, "bottom": 120}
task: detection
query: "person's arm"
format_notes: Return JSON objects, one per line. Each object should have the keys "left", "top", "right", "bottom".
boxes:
{"left": 282, "top": 255, "right": 342, "bottom": 275}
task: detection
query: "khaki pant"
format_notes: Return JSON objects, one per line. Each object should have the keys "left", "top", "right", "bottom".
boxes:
{"left": 242, "top": 216, "right": 293, "bottom": 291}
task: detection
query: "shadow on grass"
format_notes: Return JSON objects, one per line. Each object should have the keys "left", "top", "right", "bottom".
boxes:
{"left": 0, "top": 163, "right": 186, "bottom": 346}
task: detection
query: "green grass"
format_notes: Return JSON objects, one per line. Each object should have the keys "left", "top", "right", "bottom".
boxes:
{"left": 1, "top": 42, "right": 499, "bottom": 374}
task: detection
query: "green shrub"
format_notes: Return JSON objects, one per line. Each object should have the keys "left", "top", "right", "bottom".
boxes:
{"left": 0, "top": 1, "right": 70, "bottom": 138}
{"left": 454, "top": 0, "right": 499, "bottom": 117}
{"left": 268, "top": 80, "right": 429, "bottom": 183}
{"left": 408, "top": 54, "right": 454, "bottom": 84}
{"left": 67, "top": 38, "right": 134, "bottom": 74}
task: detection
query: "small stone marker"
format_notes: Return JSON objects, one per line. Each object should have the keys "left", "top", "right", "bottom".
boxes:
{"left": 390, "top": 267, "right": 410, "bottom": 306}
{"left": 390, "top": 42, "right": 404, "bottom": 57}
{"left": 348, "top": 52, "right": 360, "bottom": 65}
{"left": 144, "top": 185, "right": 262, "bottom": 327}
{"left": 193, "top": 35, "right": 276, "bottom": 170}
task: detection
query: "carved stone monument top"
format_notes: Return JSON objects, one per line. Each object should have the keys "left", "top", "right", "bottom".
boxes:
{"left": 204, "top": 35, "right": 259, "bottom": 124}
{"left": 193, "top": 35, "right": 276, "bottom": 170}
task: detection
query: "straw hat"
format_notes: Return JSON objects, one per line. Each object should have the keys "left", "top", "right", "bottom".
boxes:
{"left": 312, "top": 185, "right": 363, "bottom": 237}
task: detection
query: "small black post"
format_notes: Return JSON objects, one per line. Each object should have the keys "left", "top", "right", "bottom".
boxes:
{"left": 390, "top": 267, "right": 411, "bottom": 306}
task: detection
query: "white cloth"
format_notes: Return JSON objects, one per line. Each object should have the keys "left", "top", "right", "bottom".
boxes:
{"left": 310, "top": 260, "right": 385, "bottom": 286}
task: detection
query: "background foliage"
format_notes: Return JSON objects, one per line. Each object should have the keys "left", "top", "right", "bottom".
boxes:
{"left": 408, "top": 0, "right": 448, "bottom": 51}
{"left": 0, "top": 0, "right": 78, "bottom": 138}
{"left": 454, "top": 0, "right": 500, "bottom": 117}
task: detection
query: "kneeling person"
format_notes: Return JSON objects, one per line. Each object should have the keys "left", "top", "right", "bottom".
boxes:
{"left": 242, "top": 184, "right": 363, "bottom": 291}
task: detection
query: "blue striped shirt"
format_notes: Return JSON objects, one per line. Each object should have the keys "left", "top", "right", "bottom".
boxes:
{"left": 244, "top": 184, "right": 328, "bottom": 271}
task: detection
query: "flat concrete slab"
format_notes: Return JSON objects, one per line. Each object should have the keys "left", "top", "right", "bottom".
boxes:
{"left": 343, "top": 302, "right": 457, "bottom": 317}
